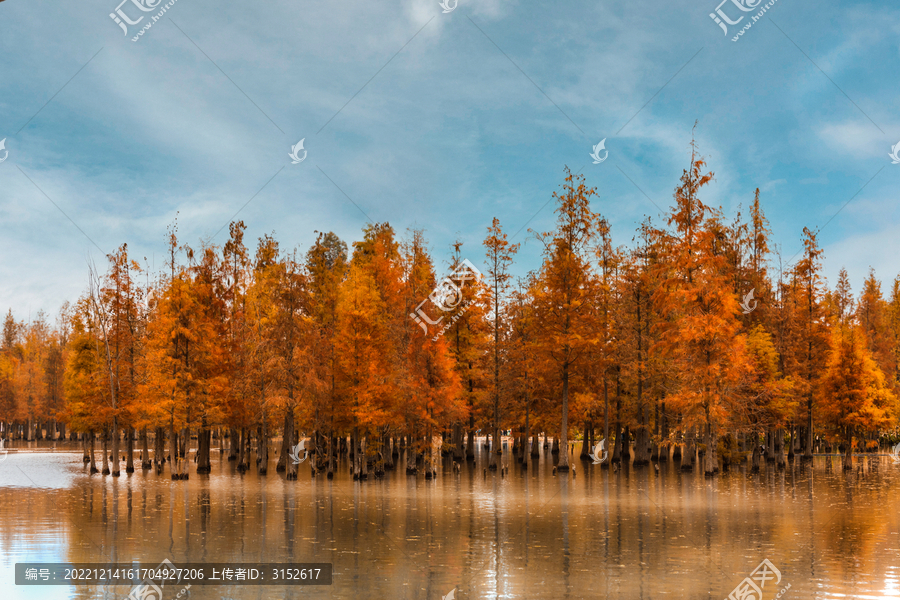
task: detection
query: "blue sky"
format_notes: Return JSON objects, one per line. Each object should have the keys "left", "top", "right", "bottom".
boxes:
{"left": 1, "top": 0, "right": 898, "bottom": 319}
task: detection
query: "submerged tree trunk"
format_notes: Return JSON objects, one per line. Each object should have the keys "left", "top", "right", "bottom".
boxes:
{"left": 682, "top": 431, "right": 694, "bottom": 471}
{"left": 751, "top": 442, "right": 762, "bottom": 473}
{"left": 101, "top": 429, "right": 110, "bottom": 475}
{"left": 465, "top": 426, "right": 475, "bottom": 461}
{"left": 197, "top": 422, "right": 211, "bottom": 474}
{"left": 154, "top": 427, "right": 166, "bottom": 474}
{"left": 82, "top": 433, "right": 90, "bottom": 464}
{"left": 141, "top": 427, "right": 151, "bottom": 469}
{"left": 843, "top": 426, "right": 853, "bottom": 470}
{"left": 89, "top": 432, "right": 98, "bottom": 474}
{"left": 530, "top": 434, "right": 540, "bottom": 458}
{"left": 803, "top": 395, "right": 814, "bottom": 460}
{"left": 170, "top": 421, "right": 184, "bottom": 480}
{"left": 384, "top": 432, "right": 394, "bottom": 471}
{"left": 452, "top": 423, "right": 463, "bottom": 461}
{"left": 238, "top": 428, "right": 251, "bottom": 474}
{"left": 787, "top": 426, "right": 796, "bottom": 462}
{"left": 125, "top": 427, "right": 135, "bottom": 473}
{"left": 278, "top": 411, "right": 294, "bottom": 474}
{"left": 489, "top": 424, "right": 500, "bottom": 470}
{"left": 704, "top": 424, "right": 718, "bottom": 476}
{"left": 258, "top": 417, "right": 268, "bottom": 476}
{"left": 611, "top": 425, "right": 623, "bottom": 464}
{"left": 580, "top": 421, "right": 591, "bottom": 460}
{"left": 557, "top": 365, "right": 570, "bottom": 472}
{"left": 634, "top": 427, "right": 650, "bottom": 466}
{"left": 229, "top": 428, "right": 239, "bottom": 462}
{"left": 360, "top": 435, "right": 369, "bottom": 480}
{"left": 406, "top": 430, "right": 418, "bottom": 474}
{"left": 775, "top": 428, "right": 785, "bottom": 469}
{"left": 111, "top": 421, "right": 120, "bottom": 476}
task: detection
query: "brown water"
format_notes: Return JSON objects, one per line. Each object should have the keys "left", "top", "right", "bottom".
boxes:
{"left": 1, "top": 444, "right": 899, "bottom": 600}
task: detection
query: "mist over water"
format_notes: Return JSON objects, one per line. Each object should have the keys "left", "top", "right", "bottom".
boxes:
{"left": 1, "top": 445, "right": 899, "bottom": 600}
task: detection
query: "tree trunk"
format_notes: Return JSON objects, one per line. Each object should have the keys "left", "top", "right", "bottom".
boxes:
{"left": 775, "top": 428, "right": 785, "bottom": 469}
{"left": 360, "top": 435, "right": 368, "bottom": 480}
{"left": 179, "top": 427, "right": 188, "bottom": 459}
{"left": 125, "top": 427, "right": 135, "bottom": 473}
{"left": 154, "top": 427, "right": 165, "bottom": 474}
{"left": 634, "top": 427, "right": 650, "bottom": 466}
{"left": 140, "top": 427, "right": 151, "bottom": 469}
{"left": 580, "top": 422, "right": 591, "bottom": 460}
{"left": 239, "top": 428, "right": 251, "bottom": 474}
{"left": 751, "top": 442, "right": 762, "bottom": 473}
{"left": 489, "top": 425, "right": 500, "bottom": 470}
{"left": 530, "top": 434, "right": 540, "bottom": 458}
{"left": 279, "top": 411, "right": 294, "bottom": 474}
{"left": 197, "top": 423, "right": 211, "bottom": 474}
{"left": 452, "top": 423, "right": 464, "bottom": 460}
{"left": 406, "top": 430, "right": 417, "bottom": 474}
{"left": 672, "top": 430, "right": 682, "bottom": 461}
{"left": 465, "top": 427, "right": 475, "bottom": 461}
{"left": 82, "top": 433, "right": 90, "bottom": 464}
{"left": 170, "top": 422, "right": 182, "bottom": 480}
{"left": 842, "top": 426, "right": 853, "bottom": 470}
{"left": 681, "top": 432, "right": 694, "bottom": 471}
{"left": 89, "top": 432, "right": 98, "bottom": 473}
{"left": 766, "top": 428, "right": 775, "bottom": 462}
{"left": 384, "top": 433, "right": 394, "bottom": 471}
{"left": 101, "top": 429, "right": 110, "bottom": 475}
{"left": 612, "top": 377, "right": 623, "bottom": 463}
{"left": 803, "top": 395, "right": 814, "bottom": 460}
{"left": 787, "top": 426, "right": 795, "bottom": 462}
{"left": 229, "top": 427, "right": 239, "bottom": 462}
{"left": 259, "top": 417, "right": 268, "bottom": 476}
{"left": 557, "top": 364, "right": 570, "bottom": 471}
{"left": 704, "top": 424, "right": 718, "bottom": 476}
{"left": 111, "top": 420, "right": 120, "bottom": 476}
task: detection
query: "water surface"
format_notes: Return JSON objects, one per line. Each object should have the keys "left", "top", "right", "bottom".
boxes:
{"left": 1, "top": 445, "right": 899, "bottom": 599}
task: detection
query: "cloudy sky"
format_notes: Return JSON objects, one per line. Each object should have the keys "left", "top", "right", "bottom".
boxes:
{"left": 1, "top": 0, "right": 898, "bottom": 319}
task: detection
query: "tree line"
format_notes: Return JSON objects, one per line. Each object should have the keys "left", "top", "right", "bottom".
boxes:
{"left": 1, "top": 153, "right": 898, "bottom": 479}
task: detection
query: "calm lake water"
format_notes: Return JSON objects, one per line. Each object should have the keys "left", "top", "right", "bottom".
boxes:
{"left": 1, "top": 443, "right": 899, "bottom": 600}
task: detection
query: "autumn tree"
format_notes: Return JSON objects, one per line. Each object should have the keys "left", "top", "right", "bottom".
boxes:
{"left": 531, "top": 168, "right": 604, "bottom": 472}
{"left": 483, "top": 218, "right": 519, "bottom": 469}
{"left": 306, "top": 231, "right": 348, "bottom": 476}
{"left": 654, "top": 148, "right": 750, "bottom": 475}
